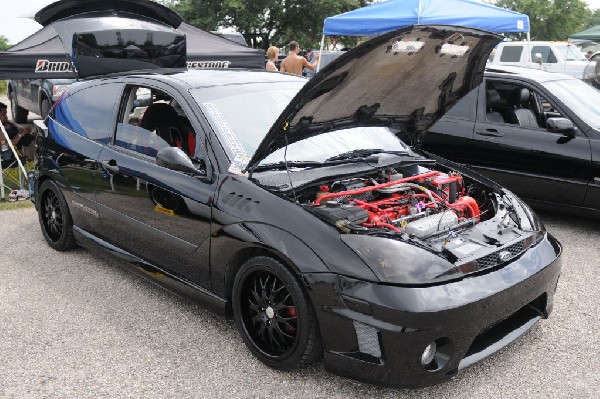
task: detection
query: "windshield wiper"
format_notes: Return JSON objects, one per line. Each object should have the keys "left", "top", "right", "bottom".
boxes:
{"left": 252, "top": 160, "right": 323, "bottom": 172}
{"left": 325, "top": 148, "right": 410, "bottom": 162}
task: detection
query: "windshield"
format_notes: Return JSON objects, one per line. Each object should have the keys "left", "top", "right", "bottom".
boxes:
{"left": 191, "top": 82, "right": 414, "bottom": 171}
{"left": 261, "top": 127, "right": 412, "bottom": 165}
{"left": 543, "top": 79, "right": 600, "bottom": 129}
{"left": 191, "top": 82, "right": 303, "bottom": 164}
{"left": 554, "top": 44, "right": 587, "bottom": 61}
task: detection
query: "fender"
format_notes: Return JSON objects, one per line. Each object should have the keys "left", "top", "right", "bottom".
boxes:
{"left": 210, "top": 222, "right": 331, "bottom": 299}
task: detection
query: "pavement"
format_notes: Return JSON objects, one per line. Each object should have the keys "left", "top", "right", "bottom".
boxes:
{"left": 0, "top": 207, "right": 598, "bottom": 398}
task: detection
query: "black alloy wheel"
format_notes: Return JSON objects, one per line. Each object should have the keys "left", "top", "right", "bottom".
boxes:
{"left": 38, "top": 180, "right": 77, "bottom": 251}
{"left": 233, "top": 257, "right": 322, "bottom": 370}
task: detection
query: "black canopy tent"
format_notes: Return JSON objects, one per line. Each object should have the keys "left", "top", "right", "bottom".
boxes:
{"left": 0, "top": 0, "right": 264, "bottom": 80}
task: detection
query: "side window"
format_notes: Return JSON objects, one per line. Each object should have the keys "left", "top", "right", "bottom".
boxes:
{"left": 115, "top": 86, "right": 197, "bottom": 159}
{"left": 52, "top": 82, "right": 122, "bottom": 144}
{"left": 485, "top": 80, "right": 562, "bottom": 128}
{"left": 445, "top": 87, "right": 477, "bottom": 119}
{"left": 531, "top": 46, "right": 557, "bottom": 63}
{"left": 499, "top": 46, "right": 523, "bottom": 62}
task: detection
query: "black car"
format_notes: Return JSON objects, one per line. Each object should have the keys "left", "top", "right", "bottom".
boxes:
{"left": 30, "top": 26, "right": 562, "bottom": 388}
{"left": 424, "top": 65, "right": 600, "bottom": 218}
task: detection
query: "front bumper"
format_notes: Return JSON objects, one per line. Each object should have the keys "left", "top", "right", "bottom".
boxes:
{"left": 304, "top": 233, "right": 562, "bottom": 388}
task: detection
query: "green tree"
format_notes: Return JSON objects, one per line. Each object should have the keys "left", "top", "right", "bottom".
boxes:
{"left": 0, "top": 35, "right": 10, "bottom": 51}
{"left": 491, "top": 0, "right": 592, "bottom": 40}
{"left": 164, "top": 0, "right": 370, "bottom": 49}
{"left": 584, "top": 8, "right": 600, "bottom": 29}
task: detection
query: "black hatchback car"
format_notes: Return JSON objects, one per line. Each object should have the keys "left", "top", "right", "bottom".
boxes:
{"left": 31, "top": 26, "right": 562, "bottom": 388}
{"left": 424, "top": 66, "right": 600, "bottom": 218}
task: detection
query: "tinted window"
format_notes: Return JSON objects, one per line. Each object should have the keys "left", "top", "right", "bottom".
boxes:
{"left": 53, "top": 82, "right": 122, "bottom": 143}
{"left": 531, "top": 46, "right": 557, "bottom": 63}
{"left": 445, "top": 87, "right": 477, "bottom": 119}
{"left": 499, "top": 46, "right": 523, "bottom": 62}
{"left": 115, "top": 86, "right": 197, "bottom": 158}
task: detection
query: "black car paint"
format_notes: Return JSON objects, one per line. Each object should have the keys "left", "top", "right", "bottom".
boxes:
{"left": 425, "top": 69, "right": 600, "bottom": 217}
{"left": 29, "top": 26, "right": 562, "bottom": 388}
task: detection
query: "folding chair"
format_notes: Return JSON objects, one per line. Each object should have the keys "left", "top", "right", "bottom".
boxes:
{"left": 1, "top": 124, "right": 29, "bottom": 202}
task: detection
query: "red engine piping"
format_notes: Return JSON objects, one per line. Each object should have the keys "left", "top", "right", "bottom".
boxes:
{"left": 314, "top": 171, "right": 440, "bottom": 205}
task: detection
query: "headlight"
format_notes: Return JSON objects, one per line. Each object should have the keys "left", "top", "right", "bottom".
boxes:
{"left": 341, "top": 235, "right": 454, "bottom": 285}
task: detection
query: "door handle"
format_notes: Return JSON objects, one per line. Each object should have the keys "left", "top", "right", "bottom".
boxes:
{"left": 475, "top": 129, "right": 504, "bottom": 137}
{"left": 101, "top": 160, "right": 119, "bottom": 174}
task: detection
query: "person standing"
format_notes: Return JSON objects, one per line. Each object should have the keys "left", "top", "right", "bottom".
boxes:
{"left": 280, "top": 41, "right": 319, "bottom": 76}
{"left": 265, "top": 46, "right": 279, "bottom": 71}
{"left": 302, "top": 48, "right": 316, "bottom": 78}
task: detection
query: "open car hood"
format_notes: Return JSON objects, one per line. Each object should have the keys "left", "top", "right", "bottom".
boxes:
{"left": 246, "top": 25, "right": 500, "bottom": 172}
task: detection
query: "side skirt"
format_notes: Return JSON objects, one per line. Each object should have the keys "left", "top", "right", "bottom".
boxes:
{"left": 73, "top": 226, "right": 227, "bottom": 315}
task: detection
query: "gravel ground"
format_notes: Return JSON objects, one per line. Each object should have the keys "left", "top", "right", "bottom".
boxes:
{"left": 0, "top": 208, "right": 598, "bottom": 398}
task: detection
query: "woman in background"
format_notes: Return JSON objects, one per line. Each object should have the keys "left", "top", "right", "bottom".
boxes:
{"left": 265, "top": 46, "right": 279, "bottom": 72}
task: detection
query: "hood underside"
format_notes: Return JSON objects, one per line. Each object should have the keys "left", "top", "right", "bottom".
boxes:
{"left": 246, "top": 25, "right": 500, "bottom": 172}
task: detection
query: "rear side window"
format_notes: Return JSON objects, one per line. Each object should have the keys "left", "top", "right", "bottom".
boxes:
{"left": 52, "top": 82, "right": 122, "bottom": 144}
{"left": 499, "top": 46, "right": 523, "bottom": 62}
{"left": 531, "top": 46, "right": 557, "bottom": 63}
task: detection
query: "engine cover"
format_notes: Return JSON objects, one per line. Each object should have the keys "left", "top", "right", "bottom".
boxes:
{"left": 404, "top": 211, "right": 459, "bottom": 238}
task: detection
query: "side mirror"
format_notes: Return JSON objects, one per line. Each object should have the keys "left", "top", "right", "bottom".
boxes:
{"left": 156, "top": 147, "right": 205, "bottom": 176}
{"left": 534, "top": 52, "right": 543, "bottom": 64}
{"left": 546, "top": 117, "right": 576, "bottom": 136}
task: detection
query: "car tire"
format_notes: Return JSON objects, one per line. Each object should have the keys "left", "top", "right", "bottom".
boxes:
{"left": 40, "top": 97, "right": 51, "bottom": 119}
{"left": 10, "top": 94, "right": 29, "bottom": 124}
{"left": 232, "top": 256, "right": 322, "bottom": 370}
{"left": 37, "top": 180, "right": 77, "bottom": 251}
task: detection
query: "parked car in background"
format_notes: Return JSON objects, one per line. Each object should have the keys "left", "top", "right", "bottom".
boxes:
{"left": 424, "top": 65, "right": 600, "bottom": 218}
{"left": 583, "top": 51, "right": 600, "bottom": 89}
{"left": 29, "top": 26, "right": 563, "bottom": 388}
{"left": 489, "top": 41, "right": 589, "bottom": 79}
{"left": 7, "top": 78, "right": 74, "bottom": 122}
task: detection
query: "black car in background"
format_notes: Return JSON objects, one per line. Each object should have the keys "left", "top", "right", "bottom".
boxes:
{"left": 30, "top": 26, "right": 562, "bottom": 388}
{"left": 424, "top": 66, "right": 600, "bottom": 218}
{"left": 7, "top": 78, "right": 74, "bottom": 122}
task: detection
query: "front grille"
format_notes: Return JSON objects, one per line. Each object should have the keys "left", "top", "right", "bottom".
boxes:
{"left": 477, "top": 240, "right": 527, "bottom": 270}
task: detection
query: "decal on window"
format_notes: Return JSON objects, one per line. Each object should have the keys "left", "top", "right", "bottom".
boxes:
{"left": 202, "top": 102, "right": 248, "bottom": 175}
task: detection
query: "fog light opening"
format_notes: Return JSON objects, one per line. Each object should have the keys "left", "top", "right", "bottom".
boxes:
{"left": 422, "top": 338, "right": 453, "bottom": 372}
{"left": 421, "top": 342, "right": 437, "bottom": 366}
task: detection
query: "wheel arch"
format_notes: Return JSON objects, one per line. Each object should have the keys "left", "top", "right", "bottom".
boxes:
{"left": 222, "top": 245, "right": 315, "bottom": 318}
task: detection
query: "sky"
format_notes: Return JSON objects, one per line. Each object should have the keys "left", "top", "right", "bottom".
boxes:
{"left": 1, "top": 0, "right": 600, "bottom": 45}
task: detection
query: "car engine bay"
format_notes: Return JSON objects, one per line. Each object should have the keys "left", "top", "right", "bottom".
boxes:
{"left": 296, "top": 163, "right": 539, "bottom": 268}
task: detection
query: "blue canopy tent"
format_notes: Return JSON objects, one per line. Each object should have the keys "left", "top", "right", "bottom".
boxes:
{"left": 318, "top": 0, "right": 530, "bottom": 70}
{"left": 323, "top": 0, "right": 530, "bottom": 36}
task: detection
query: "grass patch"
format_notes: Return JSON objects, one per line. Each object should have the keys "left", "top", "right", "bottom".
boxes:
{"left": 0, "top": 80, "right": 6, "bottom": 95}
{"left": 0, "top": 200, "right": 33, "bottom": 211}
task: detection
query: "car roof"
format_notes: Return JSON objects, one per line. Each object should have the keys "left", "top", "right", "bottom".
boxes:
{"left": 151, "top": 69, "right": 307, "bottom": 89}
{"left": 484, "top": 65, "right": 578, "bottom": 83}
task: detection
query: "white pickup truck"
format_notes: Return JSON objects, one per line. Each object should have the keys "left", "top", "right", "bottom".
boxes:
{"left": 489, "top": 41, "right": 589, "bottom": 79}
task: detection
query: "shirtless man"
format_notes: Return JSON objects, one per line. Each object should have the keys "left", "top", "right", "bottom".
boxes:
{"left": 280, "top": 41, "right": 319, "bottom": 76}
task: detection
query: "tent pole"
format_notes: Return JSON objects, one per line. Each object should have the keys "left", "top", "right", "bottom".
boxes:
{"left": 317, "top": 35, "right": 325, "bottom": 72}
{"left": 0, "top": 123, "right": 27, "bottom": 180}
{"left": 527, "top": 31, "right": 532, "bottom": 66}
